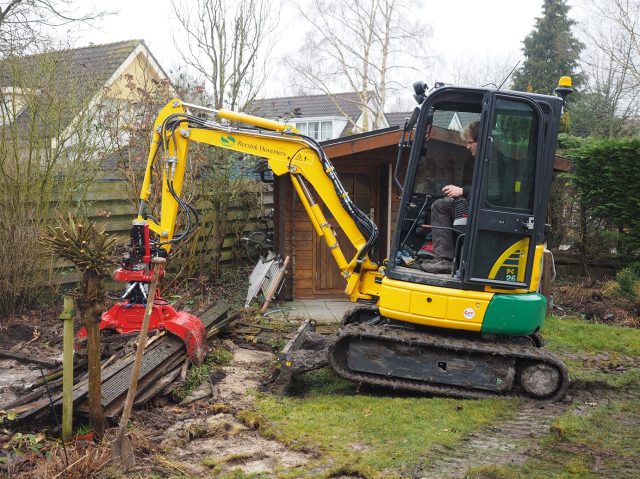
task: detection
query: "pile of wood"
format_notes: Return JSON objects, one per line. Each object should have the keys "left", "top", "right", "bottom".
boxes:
{"left": 1, "top": 302, "right": 232, "bottom": 424}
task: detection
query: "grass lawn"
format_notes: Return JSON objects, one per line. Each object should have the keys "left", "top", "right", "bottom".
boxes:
{"left": 255, "top": 369, "right": 518, "bottom": 478}
{"left": 247, "top": 315, "right": 640, "bottom": 478}
{"left": 467, "top": 399, "right": 640, "bottom": 479}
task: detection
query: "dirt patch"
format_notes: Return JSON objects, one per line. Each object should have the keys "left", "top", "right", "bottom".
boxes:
{"left": 561, "top": 351, "right": 640, "bottom": 373}
{"left": 0, "top": 310, "right": 64, "bottom": 407}
{"left": 131, "top": 339, "right": 312, "bottom": 477}
{"left": 160, "top": 413, "right": 308, "bottom": 476}
{"left": 553, "top": 280, "right": 640, "bottom": 327}
{"left": 0, "top": 308, "right": 65, "bottom": 348}
{"left": 0, "top": 360, "right": 45, "bottom": 406}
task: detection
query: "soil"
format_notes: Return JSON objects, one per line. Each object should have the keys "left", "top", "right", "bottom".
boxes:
{"left": 553, "top": 277, "right": 640, "bottom": 327}
{"left": 0, "top": 309, "right": 64, "bottom": 406}
{"left": 129, "top": 340, "right": 312, "bottom": 477}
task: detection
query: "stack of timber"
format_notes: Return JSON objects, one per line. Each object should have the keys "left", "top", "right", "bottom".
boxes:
{"left": 1, "top": 301, "right": 232, "bottom": 424}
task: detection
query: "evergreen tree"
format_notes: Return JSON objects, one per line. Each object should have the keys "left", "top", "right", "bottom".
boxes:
{"left": 512, "top": 0, "right": 584, "bottom": 94}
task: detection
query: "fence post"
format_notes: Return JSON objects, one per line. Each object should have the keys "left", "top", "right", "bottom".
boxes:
{"left": 59, "top": 295, "right": 75, "bottom": 442}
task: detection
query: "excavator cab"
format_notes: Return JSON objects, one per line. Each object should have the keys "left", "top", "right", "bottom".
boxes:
{"left": 392, "top": 86, "right": 562, "bottom": 293}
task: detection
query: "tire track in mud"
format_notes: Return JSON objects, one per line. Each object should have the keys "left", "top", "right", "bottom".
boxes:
{"left": 418, "top": 400, "right": 570, "bottom": 479}
{"left": 417, "top": 350, "right": 634, "bottom": 479}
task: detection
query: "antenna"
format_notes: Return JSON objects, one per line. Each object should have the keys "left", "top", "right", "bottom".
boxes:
{"left": 497, "top": 60, "right": 521, "bottom": 91}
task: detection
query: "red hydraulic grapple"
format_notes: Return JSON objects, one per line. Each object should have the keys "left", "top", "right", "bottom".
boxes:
{"left": 77, "top": 221, "right": 207, "bottom": 364}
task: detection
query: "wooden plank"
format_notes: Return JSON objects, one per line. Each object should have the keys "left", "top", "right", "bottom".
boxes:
{"left": 0, "top": 351, "right": 60, "bottom": 369}
{"left": 295, "top": 249, "right": 313, "bottom": 261}
{"left": 553, "top": 156, "right": 571, "bottom": 172}
{"left": 295, "top": 238, "right": 313, "bottom": 250}
{"left": 296, "top": 269, "right": 313, "bottom": 280}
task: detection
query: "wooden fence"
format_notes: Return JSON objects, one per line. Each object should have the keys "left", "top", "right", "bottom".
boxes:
{"left": 52, "top": 178, "right": 273, "bottom": 286}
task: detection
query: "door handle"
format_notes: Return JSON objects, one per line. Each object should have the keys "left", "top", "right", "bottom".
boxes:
{"left": 520, "top": 217, "right": 535, "bottom": 231}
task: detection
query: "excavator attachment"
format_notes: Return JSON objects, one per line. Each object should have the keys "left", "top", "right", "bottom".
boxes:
{"left": 271, "top": 320, "right": 329, "bottom": 395}
{"left": 78, "top": 300, "right": 208, "bottom": 365}
{"left": 77, "top": 221, "right": 208, "bottom": 365}
{"left": 99, "top": 302, "right": 208, "bottom": 365}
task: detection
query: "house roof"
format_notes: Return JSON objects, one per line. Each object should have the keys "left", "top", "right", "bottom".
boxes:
{"left": 249, "top": 91, "right": 365, "bottom": 122}
{"left": 385, "top": 111, "right": 414, "bottom": 128}
{"left": 0, "top": 40, "right": 144, "bottom": 90}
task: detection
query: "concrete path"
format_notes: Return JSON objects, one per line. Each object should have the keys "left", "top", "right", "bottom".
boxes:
{"left": 263, "top": 298, "right": 355, "bottom": 323}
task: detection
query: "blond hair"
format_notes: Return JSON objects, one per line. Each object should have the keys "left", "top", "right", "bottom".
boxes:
{"left": 461, "top": 121, "right": 480, "bottom": 142}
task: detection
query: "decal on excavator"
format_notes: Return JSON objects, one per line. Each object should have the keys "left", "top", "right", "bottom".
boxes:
{"left": 488, "top": 237, "right": 529, "bottom": 283}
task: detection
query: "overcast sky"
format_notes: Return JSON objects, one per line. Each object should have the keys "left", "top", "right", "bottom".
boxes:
{"left": 69, "top": 0, "right": 582, "bottom": 103}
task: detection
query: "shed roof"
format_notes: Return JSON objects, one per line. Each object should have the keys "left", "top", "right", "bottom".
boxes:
{"left": 320, "top": 125, "right": 571, "bottom": 172}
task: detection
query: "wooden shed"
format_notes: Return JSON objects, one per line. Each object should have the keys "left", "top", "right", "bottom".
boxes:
{"left": 272, "top": 127, "right": 571, "bottom": 300}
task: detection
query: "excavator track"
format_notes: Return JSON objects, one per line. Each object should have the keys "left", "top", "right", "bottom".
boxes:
{"left": 327, "top": 322, "right": 570, "bottom": 401}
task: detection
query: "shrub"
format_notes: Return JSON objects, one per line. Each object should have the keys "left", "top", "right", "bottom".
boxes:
{"left": 615, "top": 262, "right": 640, "bottom": 303}
{"left": 567, "top": 138, "right": 640, "bottom": 261}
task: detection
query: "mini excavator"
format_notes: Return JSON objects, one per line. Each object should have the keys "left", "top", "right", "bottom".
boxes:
{"left": 97, "top": 77, "right": 573, "bottom": 399}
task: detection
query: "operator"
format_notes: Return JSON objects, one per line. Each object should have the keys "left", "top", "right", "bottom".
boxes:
{"left": 421, "top": 121, "right": 479, "bottom": 274}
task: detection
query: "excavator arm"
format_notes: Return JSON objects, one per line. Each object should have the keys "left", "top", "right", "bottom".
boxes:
{"left": 138, "top": 98, "right": 382, "bottom": 301}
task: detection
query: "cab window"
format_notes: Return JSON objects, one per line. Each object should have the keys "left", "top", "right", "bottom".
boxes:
{"left": 485, "top": 99, "right": 538, "bottom": 212}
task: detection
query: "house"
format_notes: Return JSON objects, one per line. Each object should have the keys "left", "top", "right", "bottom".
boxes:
{"left": 249, "top": 91, "right": 388, "bottom": 140}
{"left": 0, "top": 40, "right": 172, "bottom": 161}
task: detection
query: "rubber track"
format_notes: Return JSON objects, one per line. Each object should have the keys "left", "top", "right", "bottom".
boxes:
{"left": 327, "top": 323, "right": 570, "bottom": 402}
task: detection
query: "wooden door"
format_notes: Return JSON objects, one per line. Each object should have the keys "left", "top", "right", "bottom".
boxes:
{"left": 313, "top": 167, "right": 377, "bottom": 295}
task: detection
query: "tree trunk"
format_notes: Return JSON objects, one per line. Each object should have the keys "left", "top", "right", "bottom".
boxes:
{"left": 79, "top": 269, "right": 105, "bottom": 438}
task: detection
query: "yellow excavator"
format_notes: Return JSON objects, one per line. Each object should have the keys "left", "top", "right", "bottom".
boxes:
{"left": 103, "top": 77, "right": 574, "bottom": 400}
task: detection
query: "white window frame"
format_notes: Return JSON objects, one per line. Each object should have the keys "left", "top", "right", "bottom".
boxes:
{"left": 294, "top": 120, "right": 333, "bottom": 140}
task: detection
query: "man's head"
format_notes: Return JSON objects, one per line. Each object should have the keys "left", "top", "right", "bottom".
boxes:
{"left": 462, "top": 121, "right": 480, "bottom": 157}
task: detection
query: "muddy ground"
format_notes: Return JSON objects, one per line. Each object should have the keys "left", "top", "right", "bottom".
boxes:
{"left": 0, "top": 308, "right": 64, "bottom": 406}
{"left": 0, "top": 278, "right": 638, "bottom": 478}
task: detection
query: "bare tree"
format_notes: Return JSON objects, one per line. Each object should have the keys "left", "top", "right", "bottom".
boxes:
{"left": 170, "top": 0, "right": 277, "bottom": 279}
{"left": 0, "top": 0, "right": 107, "bottom": 55}
{"left": 287, "top": 0, "right": 431, "bottom": 132}
{"left": 578, "top": 0, "right": 640, "bottom": 136}
{"left": 446, "top": 52, "right": 521, "bottom": 89}
{"left": 171, "top": 0, "right": 278, "bottom": 110}
{"left": 0, "top": 51, "right": 106, "bottom": 313}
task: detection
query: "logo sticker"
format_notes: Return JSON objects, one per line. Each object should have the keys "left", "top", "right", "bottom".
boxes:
{"left": 463, "top": 307, "right": 475, "bottom": 320}
{"left": 220, "top": 135, "right": 236, "bottom": 145}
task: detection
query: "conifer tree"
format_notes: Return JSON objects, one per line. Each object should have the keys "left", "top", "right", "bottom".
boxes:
{"left": 512, "top": 0, "right": 584, "bottom": 94}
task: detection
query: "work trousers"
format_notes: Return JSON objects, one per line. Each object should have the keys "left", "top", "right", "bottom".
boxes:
{"left": 430, "top": 197, "right": 455, "bottom": 261}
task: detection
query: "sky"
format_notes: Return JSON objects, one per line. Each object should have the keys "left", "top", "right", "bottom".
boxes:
{"left": 68, "top": 0, "right": 582, "bottom": 103}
